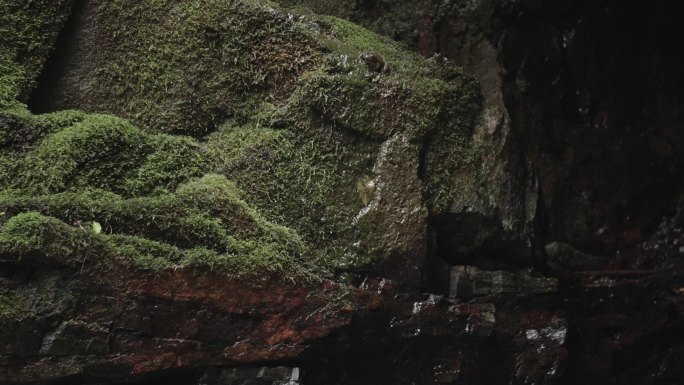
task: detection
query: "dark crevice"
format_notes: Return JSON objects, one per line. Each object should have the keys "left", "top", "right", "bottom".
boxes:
{"left": 27, "top": 0, "right": 86, "bottom": 114}
{"left": 431, "top": 212, "right": 529, "bottom": 266}
{"left": 421, "top": 212, "right": 533, "bottom": 296}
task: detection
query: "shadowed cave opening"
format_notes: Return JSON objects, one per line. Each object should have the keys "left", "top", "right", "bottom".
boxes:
{"left": 27, "top": 0, "right": 86, "bottom": 114}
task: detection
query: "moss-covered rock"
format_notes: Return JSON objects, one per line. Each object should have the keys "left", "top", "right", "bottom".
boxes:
{"left": 277, "top": 0, "right": 541, "bottom": 259}
{"left": 50, "top": 0, "right": 323, "bottom": 135}
{"left": 0, "top": 112, "right": 207, "bottom": 196}
{"left": 0, "top": 175, "right": 315, "bottom": 279}
{"left": 1, "top": 0, "right": 482, "bottom": 284}
{"left": 0, "top": 0, "right": 74, "bottom": 107}
{"left": 0, "top": 212, "right": 105, "bottom": 268}
{"left": 277, "top": 0, "right": 425, "bottom": 52}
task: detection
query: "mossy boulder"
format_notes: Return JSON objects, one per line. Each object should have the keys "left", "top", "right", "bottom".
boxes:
{"left": 48, "top": 0, "right": 323, "bottom": 135}
{"left": 1, "top": 0, "right": 482, "bottom": 284}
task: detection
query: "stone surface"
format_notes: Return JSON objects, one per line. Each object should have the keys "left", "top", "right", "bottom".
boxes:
{"left": 199, "top": 366, "right": 301, "bottom": 385}
{"left": 544, "top": 242, "right": 606, "bottom": 271}
{"left": 450, "top": 265, "right": 557, "bottom": 298}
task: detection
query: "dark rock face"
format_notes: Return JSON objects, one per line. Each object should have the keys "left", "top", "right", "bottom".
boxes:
{"left": 1, "top": 0, "right": 684, "bottom": 384}
{"left": 491, "top": 1, "right": 684, "bottom": 254}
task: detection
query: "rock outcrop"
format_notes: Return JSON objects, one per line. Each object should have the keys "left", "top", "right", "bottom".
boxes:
{"left": 1, "top": 0, "right": 683, "bottom": 384}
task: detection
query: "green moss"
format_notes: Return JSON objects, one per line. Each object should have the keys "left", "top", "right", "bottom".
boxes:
{"left": 0, "top": 273, "right": 74, "bottom": 320}
{"left": 0, "top": 51, "right": 25, "bottom": 110}
{"left": 0, "top": 291, "right": 22, "bottom": 318}
{"left": 0, "top": 113, "right": 208, "bottom": 196}
{"left": 0, "top": 176, "right": 317, "bottom": 280}
{"left": 61, "top": 0, "right": 322, "bottom": 135}
{"left": 0, "top": 107, "right": 87, "bottom": 149}
{"left": 277, "top": 0, "right": 437, "bottom": 56}
{"left": 314, "top": 16, "right": 421, "bottom": 74}
{"left": 1, "top": 0, "right": 483, "bottom": 279}
{"left": 0, "top": 212, "right": 105, "bottom": 267}
{"left": 0, "top": 0, "right": 74, "bottom": 103}
{"left": 123, "top": 134, "right": 210, "bottom": 195}
{"left": 205, "top": 121, "right": 373, "bottom": 267}
{"left": 11, "top": 115, "right": 151, "bottom": 195}
{"left": 105, "top": 234, "right": 180, "bottom": 271}
{"left": 421, "top": 77, "right": 483, "bottom": 213}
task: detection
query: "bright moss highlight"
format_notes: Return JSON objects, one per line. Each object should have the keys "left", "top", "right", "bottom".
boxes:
{"left": 0, "top": 113, "right": 208, "bottom": 196}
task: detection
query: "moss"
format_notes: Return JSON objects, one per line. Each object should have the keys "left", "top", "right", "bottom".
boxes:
{"left": 0, "top": 273, "right": 74, "bottom": 320}
{"left": 0, "top": 176, "right": 317, "bottom": 280}
{"left": 277, "top": 0, "right": 436, "bottom": 55}
{"left": 205, "top": 121, "right": 373, "bottom": 267}
{"left": 1, "top": 0, "right": 483, "bottom": 279}
{"left": 0, "top": 291, "right": 23, "bottom": 318}
{"left": 0, "top": 51, "right": 25, "bottom": 110}
{"left": 314, "top": 16, "right": 423, "bottom": 74}
{"left": 0, "top": 107, "right": 87, "bottom": 150}
{"left": 197, "top": 9, "right": 481, "bottom": 270}
{"left": 0, "top": 0, "right": 74, "bottom": 103}
{"left": 0, "top": 212, "right": 105, "bottom": 267}
{"left": 57, "top": 0, "right": 322, "bottom": 135}
{"left": 0, "top": 113, "right": 208, "bottom": 196}
{"left": 421, "top": 77, "right": 483, "bottom": 213}
{"left": 123, "top": 134, "right": 210, "bottom": 196}
{"left": 10, "top": 115, "right": 151, "bottom": 195}
{"left": 105, "top": 234, "right": 180, "bottom": 271}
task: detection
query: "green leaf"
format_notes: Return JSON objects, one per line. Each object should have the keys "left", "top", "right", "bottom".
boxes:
{"left": 92, "top": 221, "right": 102, "bottom": 234}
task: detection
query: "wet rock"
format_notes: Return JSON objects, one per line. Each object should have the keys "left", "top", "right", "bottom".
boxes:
{"left": 525, "top": 318, "right": 567, "bottom": 347}
{"left": 449, "top": 266, "right": 557, "bottom": 299}
{"left": 390, "top": 295, "right": 496, "bottom": 339}
{"left": 39, "top": 320, "right": 110, "bottom": 356}
{"left": 544, "top": 242, "right": 606, "bottom": 271}
{"left": 199, "top": 366, "right": 301, "bottom": 385}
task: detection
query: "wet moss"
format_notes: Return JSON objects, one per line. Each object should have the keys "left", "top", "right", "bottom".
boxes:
{"left": 0, "top": 113, "right": 208, "bottom": 196}
{"left": 205, "top": 121, "right": 373, "bottom": 268}
{"left": 277, "top": 0, "right": 422, "bottom": 51}
{"left": 0, "top": 52, "right": 24, "bottom": 110}
{"left": 0, "top": 291, "right": 22, "bottom": 318}
{"left": 0, "top": 107, "right": 86, "bottom": 149}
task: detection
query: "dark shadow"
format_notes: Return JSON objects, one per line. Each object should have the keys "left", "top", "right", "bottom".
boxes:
{"left": 27, "top": 0, "right": 86, "bottom": 114}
